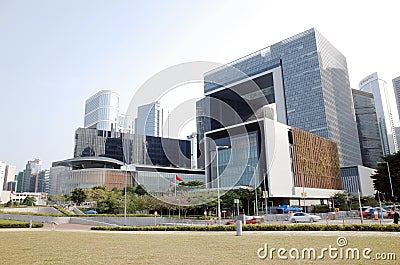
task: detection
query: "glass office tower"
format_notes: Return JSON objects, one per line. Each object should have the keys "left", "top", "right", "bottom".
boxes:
{"left": 359, "top": 73, "right": 398, "bottom": 155}
{"left": 393, "top": 76, "right": 400, "bottom": 120}
{"left": 84, "top": 90, "right": 120, "bottom": 131}
{"left": 352, "top": 89, "right": 383, "bottom": 168}
{"left": 135, "top": 101, "right": 163, "bottom": 137}
{"left": 202, "top": 28, "right": 362, "bottom": 166}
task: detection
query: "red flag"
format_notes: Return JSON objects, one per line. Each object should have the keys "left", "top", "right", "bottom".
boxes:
{"left": 175, "top": 175, "right": 183, "bottom": 182}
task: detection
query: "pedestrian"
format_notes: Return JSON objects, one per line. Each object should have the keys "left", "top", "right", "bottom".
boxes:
{"left": 393, "top": 210, "right": 399, "bottom": 224}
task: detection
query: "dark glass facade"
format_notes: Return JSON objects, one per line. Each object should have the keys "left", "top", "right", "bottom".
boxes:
{"left": 352, "top": 89, "right": 383, "bottom": 168}
{"left": 202, "top": 28, "right": 362, "bottom": 167}
{"left": 209, "top": 131, "right": 259, "bottom": 188}
{"left": 340, "top": 166, "right": 360, "bottom": 194}
{"left": 205, "top": 120, "right": 265, "bottom": 189}
{"left": 74, "top": 128, "right": 191, "bottom": 168}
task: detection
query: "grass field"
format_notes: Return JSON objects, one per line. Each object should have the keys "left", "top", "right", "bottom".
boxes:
{"left": 0, "top": 231, "right": 399, "bottom": 264}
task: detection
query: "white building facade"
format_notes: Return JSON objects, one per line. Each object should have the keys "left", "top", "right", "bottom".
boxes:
{"left": 3, "top": 164, "right": 16, "bottom": 191}
{"left": 0, "top": 161, "right": 6, "bottom": 193}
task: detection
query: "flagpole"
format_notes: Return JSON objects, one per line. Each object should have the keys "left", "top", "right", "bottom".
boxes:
{"left": 174, "top": 177, "right": 176, "bottom": 197}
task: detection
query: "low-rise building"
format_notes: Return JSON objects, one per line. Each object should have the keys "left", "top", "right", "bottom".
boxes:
{"left": 340, "top": 165, "right": 376, "bottom": 197}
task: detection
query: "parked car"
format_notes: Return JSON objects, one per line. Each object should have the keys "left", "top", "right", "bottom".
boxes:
{"left": 276, "top": 205, "right": 303, "bottom": 214}
{"left": 245, "top": 216, "right": 264, "bottom": 224}
{"left": 289, "top": 212, "right": 322, "bottom": 223}
{"left": 364, "top": 207, "right": 388, "bottom": 219}
{"left": 362, "top": 207, "right": 373, "bottom": 218}
{"left": 225, "top": 219, "right": 235, "bottom": 225}
{"left": 381, "top": 205, "right": 395, "bottom": 217}
{"left": 372, "top": 207, "right": 388, "bottom": 218}
{"left": 84, "top": 210, "right": 98, "bottom": 214}
{"left": 225, "top": 216, "right": 264, "bottom": 225}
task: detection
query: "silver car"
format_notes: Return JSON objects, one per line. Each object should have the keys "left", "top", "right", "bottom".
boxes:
{"left": 289, "top": 212, "right": 322, "bottom": 223}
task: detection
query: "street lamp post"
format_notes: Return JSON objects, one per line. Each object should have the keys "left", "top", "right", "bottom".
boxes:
{"left": 378, "top": 161, "right": 394, "bottom": 200}
{"left": 263, "top": 172, "right": 268, "bottom": 215}
{"left": 215, "top": 145, "right": 230, "bottom": 225}
{"left": 247, "top": 164, "right": 258, "bottom": 216}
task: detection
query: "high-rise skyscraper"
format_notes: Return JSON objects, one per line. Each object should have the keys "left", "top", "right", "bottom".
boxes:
{"left": 201, "top": 28, "right": 362, "bottom": 166}
{"left": 3, "top": 164, "right": 16, "bottom": 191}
{"left": 84, "top": 90, "right": 133, "bottom": 133}
{"left": 135, "top": 102, "right": 163, "bottom": 137}
{"left": 359, "top": 73, "right": 398, "bottom": 155}
{"left": 352, "top": 89, "right": 383, "bottom": 168}
{"left": 84, "top": 90, "right": 120, "bottom": 131}
{"left": 37, "top": 169, "right": 50, "bottom": 193}
{"left": 22, "top": 159, "right": 42, "bottom": 192}
{"left": 393, "top": 76, "right": 400, "bottom": 118}
{"left": 395, "top": 127, "right": 400, "bottom": 148}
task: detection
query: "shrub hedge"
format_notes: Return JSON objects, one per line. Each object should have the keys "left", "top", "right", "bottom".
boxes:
{"left": 91, "top": 224, "right": 400, "bottom": 232}
{"left": 0, "top": 209, "right": 64, "bottom": 217}
{"left": 0, "top": 220, "right": 44, "bottom": 228}
{"left": 53, "top": 206, "right": 73, "bottom": 216}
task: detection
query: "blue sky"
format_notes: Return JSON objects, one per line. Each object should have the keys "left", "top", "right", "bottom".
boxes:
{"left": 1, "top": 0, "right": 400, "bottom": 171}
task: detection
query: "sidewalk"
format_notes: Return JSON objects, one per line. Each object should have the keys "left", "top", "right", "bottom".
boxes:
{"left": 42, "top": 223, "right": 93, "bottom": 231}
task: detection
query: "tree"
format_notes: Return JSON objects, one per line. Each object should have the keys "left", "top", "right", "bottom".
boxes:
{"left": 179, "top": 181, "right": 205, "bottom": 187}
{"left": 330, "top": 192, "right": 348, "bottom": 211}
{"left": 134, "top": 185, "right": 148, "bottom": 196}
{"left": 22, "top": 196, "right": 36, "bottom": 206}
{"left": 70, "top": 188, "right": 87, "bottom": 205}
{"left": 370, "top": 152, "right": 400, "bottom": 202}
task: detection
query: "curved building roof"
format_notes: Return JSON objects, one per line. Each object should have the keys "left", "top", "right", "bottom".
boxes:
{"left": 52, "top": 156, "right": 124, "bottom": 169}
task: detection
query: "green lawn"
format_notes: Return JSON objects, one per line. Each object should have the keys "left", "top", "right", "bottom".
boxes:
{"left": 0, "top": 231, "right": 399, "bottom": 264}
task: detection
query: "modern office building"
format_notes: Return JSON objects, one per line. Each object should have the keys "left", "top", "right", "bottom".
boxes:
{"left": 205, "top": 117, "right": 343, "bottom": 206}
{"left": 395, "top": 127, "right": 400, "bottom": 148}
{"left": 21, "top": 159, "right": 42, "bottom": 192}
{"left": 0, "top": 161, "right": 6, "bottom": 193}
{"left": 6, "top": 182, "right": 17, "bottom": 192}
{"left": 84, "top": 90, "right": 132, "bottom": 132}
{"left": 352, "top": 89, "right": 383, "bottom": 168}
{"left": 393, "top": 76, "right": 400, "bottom": 118}
{"left": 37, "top": 169, "right": 50, "bottom": 193}
{"left": 2, "top": 164, "right": 16, "bottom": 191}
{"left": 50, "top": 156, "right": 204, "bottom": 195}
{"left": 187, "top": 133, "right": 198, "bottom": 169}
{"left": 84, "top": 90, "right": 120, "bottom": 131}
{"left": 359, "top": 73, "right": 398, "bottom": 155}
{"left": 16, "top": 172, "right": 23, "bottom": 193}
{"left": 135, "top": 101, "right": 163, "bottom": 137}
{"left": 49, "top": 166, "right": 69, "bottom": 195}
{"left": 340, "top": 165, "right": 375, "bottom": 197}
{"left": 201, "top": 28, "right": 362, "bottom": 167}
{"left": 74, "top": 128, "right": 192, "bottom": 169}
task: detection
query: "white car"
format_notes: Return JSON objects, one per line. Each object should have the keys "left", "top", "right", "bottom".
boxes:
{"left": 289, "top": 212, "right": 322, "bottom": 223}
